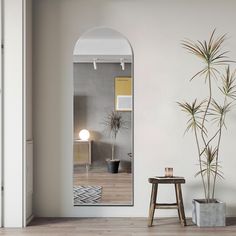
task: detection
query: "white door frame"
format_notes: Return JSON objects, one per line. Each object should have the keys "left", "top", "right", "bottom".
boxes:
{"left": 0, "top": 0, "right": 32, "bottom": 228}
{"left": 4, "top": 0, "right": 25, "bottom": 227}
{"left": 0, "top": 0, "right": 3, "bottom": 227}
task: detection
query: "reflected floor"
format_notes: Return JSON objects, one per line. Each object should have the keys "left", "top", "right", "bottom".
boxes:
{"left": 73, "top": 165, "right": 132, "bottom": 205}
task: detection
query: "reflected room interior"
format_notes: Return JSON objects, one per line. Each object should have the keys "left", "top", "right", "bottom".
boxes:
{"left": 73, "top": 28, "right": 133, "bottom": 205}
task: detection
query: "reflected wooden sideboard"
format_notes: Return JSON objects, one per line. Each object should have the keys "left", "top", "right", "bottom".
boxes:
{"left": 73, "top": 140, "right": 92, "bottom": 166}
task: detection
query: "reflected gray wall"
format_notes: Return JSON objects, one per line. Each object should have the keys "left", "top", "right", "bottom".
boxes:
{"left": 74, "top": 63, "right": 132, "bottom": 170}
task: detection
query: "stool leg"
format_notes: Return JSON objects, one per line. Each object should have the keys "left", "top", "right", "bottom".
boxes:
{"left": 148, "top": 183, "right": 158, "bottom": 227}
{"left": 176, "top": 184, "right": 186, "bottom": 226}
{"left": 174, "top": 184, "right": 181, "bottom": 221}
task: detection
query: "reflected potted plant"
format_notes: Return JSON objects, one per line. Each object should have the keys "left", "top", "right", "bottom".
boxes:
{"left": 178, "top": 30, "right": 236, "bottom": 227}
{"left": 103, "top": 111, "right": 127, "bottom": 173}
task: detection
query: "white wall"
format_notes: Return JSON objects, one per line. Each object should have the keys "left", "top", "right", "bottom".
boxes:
{"left": 33, "top": 0, "right": 236, "bottom": 217}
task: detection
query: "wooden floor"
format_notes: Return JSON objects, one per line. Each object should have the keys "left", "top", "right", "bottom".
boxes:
{"left": 1, "top": 217, "right": 236, "bottom": 235}
{"left": 74, "top": 167, "right": 132, "bottom": 204}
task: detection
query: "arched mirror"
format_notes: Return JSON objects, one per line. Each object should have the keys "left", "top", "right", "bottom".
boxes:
{"left": 73, "top": 28, "right": 133, "bottom": 206}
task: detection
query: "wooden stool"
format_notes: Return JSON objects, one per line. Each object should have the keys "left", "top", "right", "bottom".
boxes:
{"left": 148, "top": 177, "right": 186, "bottom": 227}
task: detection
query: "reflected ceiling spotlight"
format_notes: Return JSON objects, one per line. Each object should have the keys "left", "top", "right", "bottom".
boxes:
{"left": 120, "top": 58, "right": 125, "bottom": 71}
{"left": 93, "top": 58, "right": 97, "bottom": 70}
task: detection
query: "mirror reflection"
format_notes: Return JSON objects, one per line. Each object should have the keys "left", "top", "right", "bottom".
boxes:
{"left": 73, "top": 28, "right": 133, "bottom": 205}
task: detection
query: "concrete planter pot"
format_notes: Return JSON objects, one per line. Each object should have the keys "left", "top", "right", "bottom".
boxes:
{"left": 192, "top": 199, "right": 226, "bottom": 227}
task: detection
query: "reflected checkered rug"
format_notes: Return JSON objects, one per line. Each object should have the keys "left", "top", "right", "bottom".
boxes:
{"left": 73, "top": 186, "right": 102, "bottom": 205}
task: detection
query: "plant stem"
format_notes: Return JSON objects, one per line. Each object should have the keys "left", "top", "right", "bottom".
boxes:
{"left": 201, "top": 71, "right": 212, "bottom": 147}
{"left": 212, "top": 97, "right": 227, "bottom": 198}
{"left": 193, "top": 117, "right": 207, "bottom": 199}
{"left": 207, "top": 160, "right": 210, "bottom": 202}
{"left": 112, "top": 138, "right": 115, "bottom": 160}
{"left": 201, "top": 69, "right": 212, "bottom": 202}
{"left": 199, "top": 129, "right": 220, "bottom": 157}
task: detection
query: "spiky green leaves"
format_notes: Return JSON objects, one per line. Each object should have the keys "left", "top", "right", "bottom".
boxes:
{"left": 219, "top": 66, "right": 236, "bottom": 99}
{"left": 182, "top": 29, "right": 234, "bottom": 81}
{"left": 177, "top": 99, "right": 206, "bottom": 134}
{"left": 209, "top": 99, "right": 232, "bottom": 128}
{"left": 195, "top": 146, "right": 224, "bottom": 179}
{"left": 103, "top": 111, "right": 127, "bottom": 139}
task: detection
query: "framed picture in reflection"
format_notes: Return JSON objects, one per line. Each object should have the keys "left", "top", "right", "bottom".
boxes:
{"left": 115, "top": 77, "right": 132, "bottom": 111}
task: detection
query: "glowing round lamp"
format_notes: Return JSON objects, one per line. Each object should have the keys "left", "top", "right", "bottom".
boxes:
{"left": 79, "top": 129, "right": 90, "bottom": 141}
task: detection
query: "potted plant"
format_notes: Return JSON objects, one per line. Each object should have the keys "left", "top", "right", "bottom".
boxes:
{"left": 178, "top": 30, "right": 236, "bottom": 227}
{"left": 103, "top": 111, "right": 126, "bottom": 173}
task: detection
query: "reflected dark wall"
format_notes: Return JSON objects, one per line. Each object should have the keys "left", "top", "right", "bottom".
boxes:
{"left": 74, "top": 96, "right": 87, "bottom": 130}
{"left": 73, "top": 63, "right": 132, "bottom": 169}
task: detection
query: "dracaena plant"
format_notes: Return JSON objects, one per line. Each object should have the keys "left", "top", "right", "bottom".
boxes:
{"left": 103, "top": 111, "right": 127, "bottom": 160}
{"left": 178, "top": 30, "right": 236, "bottom": 202}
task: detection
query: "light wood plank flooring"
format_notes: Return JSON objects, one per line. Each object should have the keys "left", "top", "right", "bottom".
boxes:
{"left": 74, "top": 168, "right": 132, "bottom": 204}
{"left": 1, "top": 217, "right": 236, "bottom": 235}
